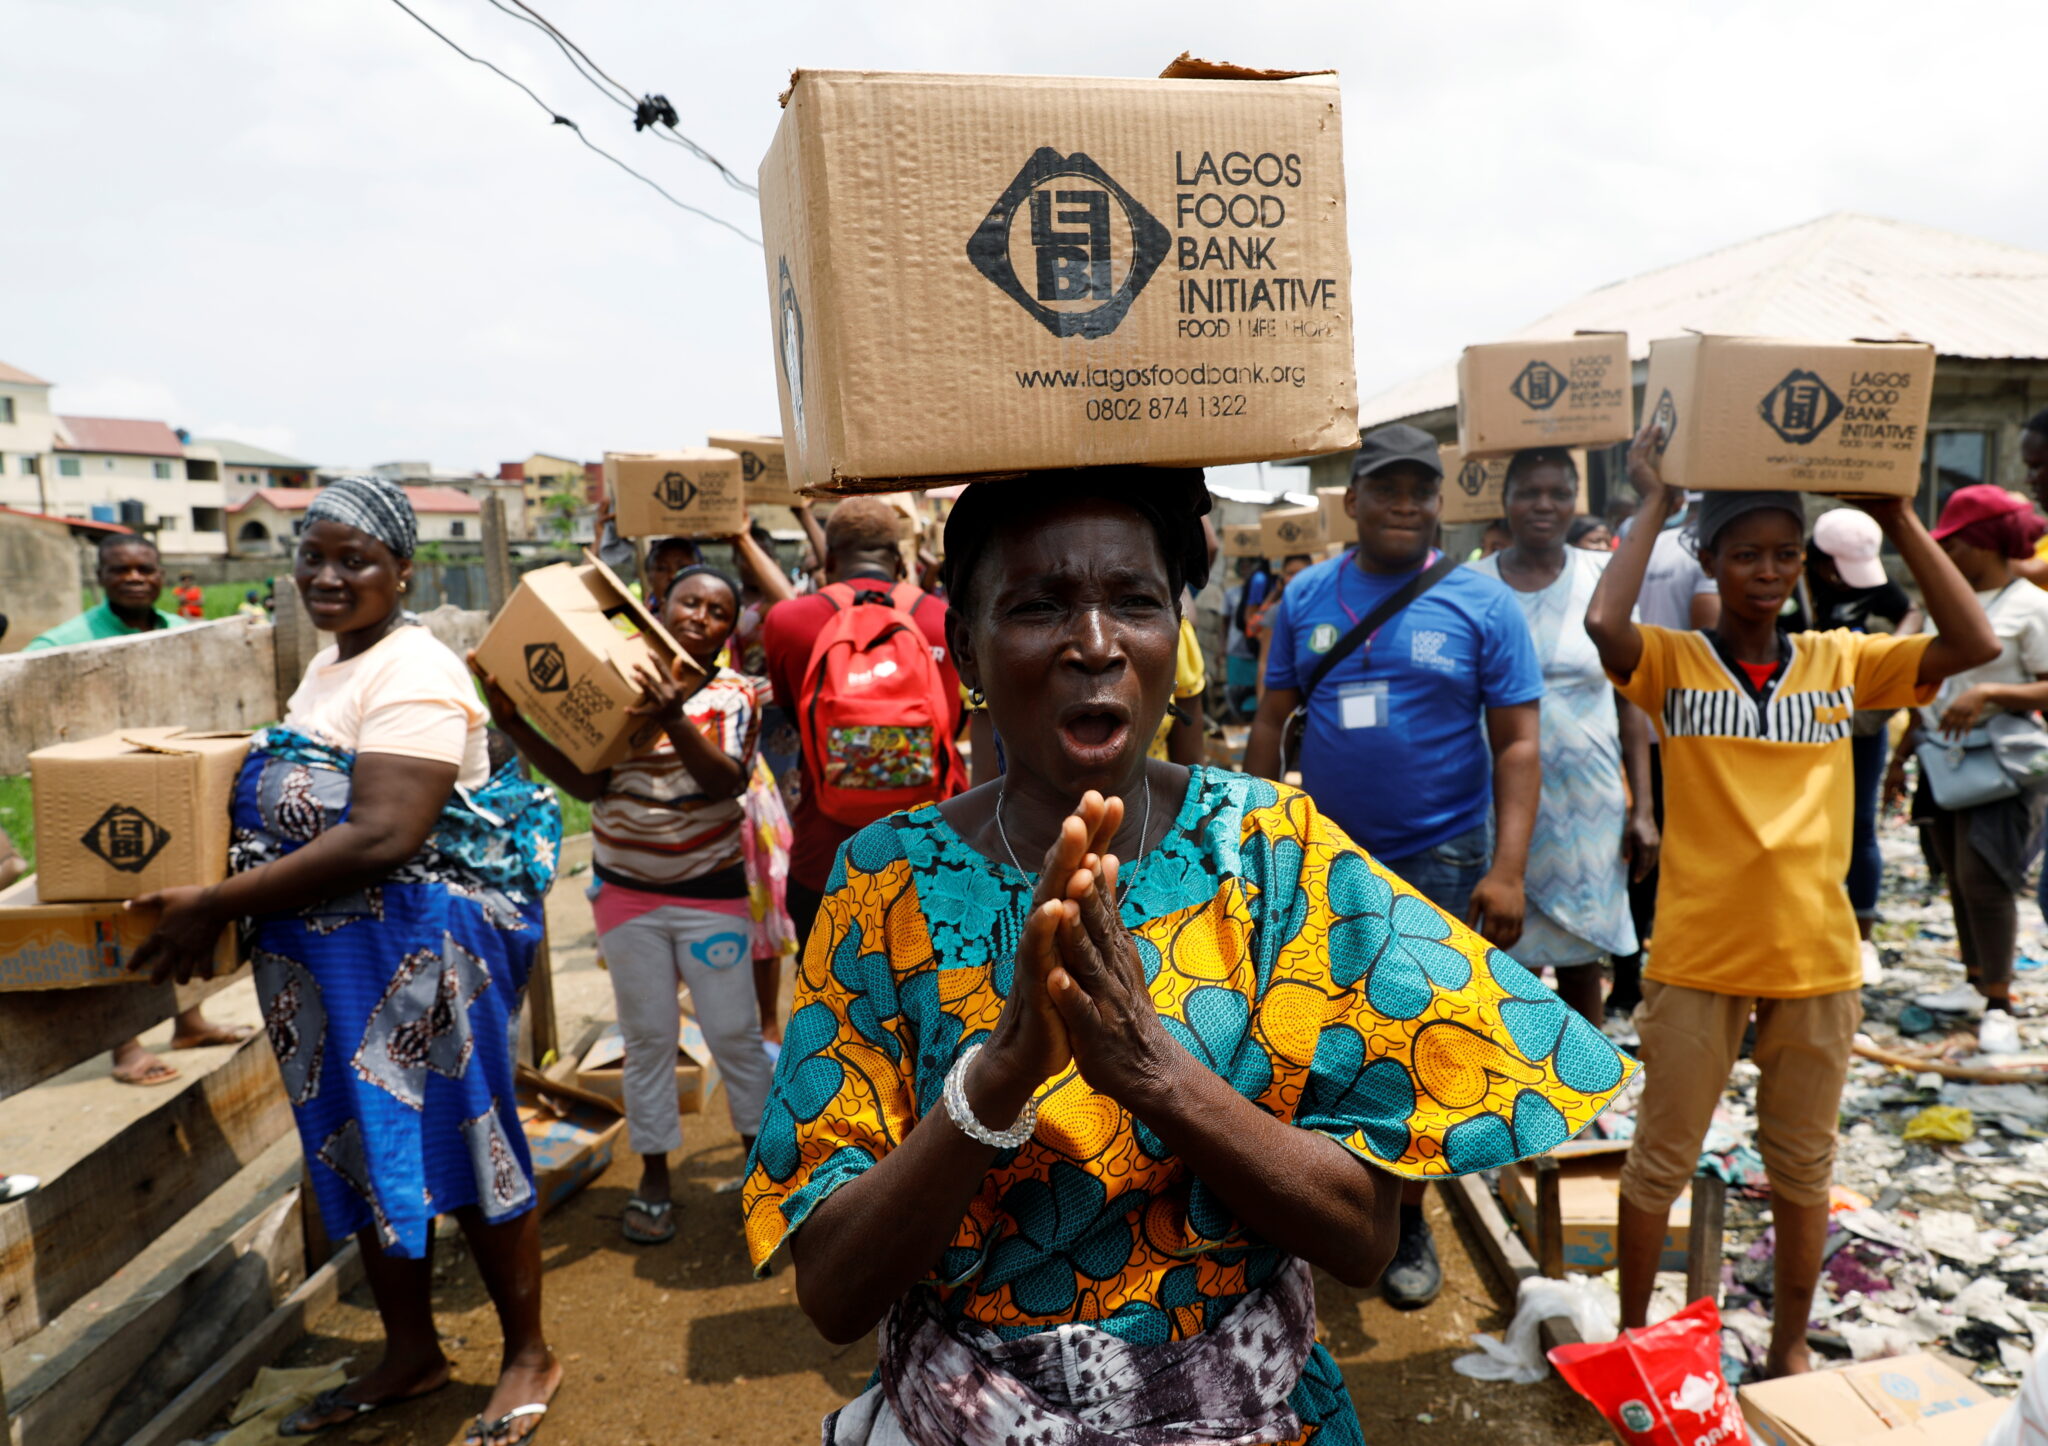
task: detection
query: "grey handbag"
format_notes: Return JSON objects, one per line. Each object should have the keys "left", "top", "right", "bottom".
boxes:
{"left": 1914, "top": 708, "right": 2048, "bottom": 810}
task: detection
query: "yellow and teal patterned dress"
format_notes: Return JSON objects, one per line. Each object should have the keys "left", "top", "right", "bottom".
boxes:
{"left": 743, "top": 766, "right": 1635, "bottom": 1443}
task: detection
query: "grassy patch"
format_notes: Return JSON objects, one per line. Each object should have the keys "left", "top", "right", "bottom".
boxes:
{"left": 201, "top": 579, "right": 274, "bottom": 619}
{"left": 551, "top": 785, "right": 592, "bottom": 839}
{"left": 0, "top": 775, "right": 33, "bottom": 871}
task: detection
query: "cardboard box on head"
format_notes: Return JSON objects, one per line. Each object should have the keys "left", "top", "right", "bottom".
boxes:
{"left": 1457, "top": 333, "right": 1634, "bottom": 458}
{"left": 707, "top": 432, "right": 793, "bottom": 504}
{"left": 29, "top": 728, "right": 254, "bottom": 902}
{"left": 1317, "top": 485, "right": 1351, "bottom": 543}
{"left": 471, "top": 555, "right": 701, "bottom": 774}
{"left": 758, "top": 59, "right": 1359, "bottom": 493}
{"left": 1260, "top": 503, "right": 1325, "bottom": 557}
{"left": 606, "top": 449, "right": 747, "bottom": 538}
{"left": 1437, "top": 444, "right": 1591, "bottom": 526}
{"left": 1218, "top": 522, "right": 1264, "bottom": 559}
{"left": 1641, "top": 335, "right": 1936, "bottom": 496}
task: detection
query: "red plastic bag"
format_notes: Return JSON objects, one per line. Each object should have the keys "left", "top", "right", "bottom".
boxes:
{"left": 1548, "top": 1298, "right": 1747, "bottom": 1446}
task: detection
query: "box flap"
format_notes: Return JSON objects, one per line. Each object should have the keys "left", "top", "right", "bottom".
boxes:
{"left": 575, "top": 549, "right": 704, "bottom": 685}
{"left": 116, "top": 727, "right": 254, "bottom": 756}
{"left": 1158, "top": 53, "right": 1336, "bottom": 80}
{"left": 1743, "top": 1372, "right": 1887, "bottom": 1446}
{"left": 1842, "top": 1354, "right": 1990, "bottom": 1426}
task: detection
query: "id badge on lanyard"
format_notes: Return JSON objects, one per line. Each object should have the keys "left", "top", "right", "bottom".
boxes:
{"left": 1338, "top": 680, "right": 1389, "bottom": 730}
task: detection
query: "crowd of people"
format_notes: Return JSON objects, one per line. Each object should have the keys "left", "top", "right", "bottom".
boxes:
{"left": 31, "top": 402, "right": 2035, "bottom": 1443}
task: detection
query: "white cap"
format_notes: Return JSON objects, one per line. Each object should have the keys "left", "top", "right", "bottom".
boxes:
{"left": 1812, "top": 508, "right": 1887, "bottom": 589}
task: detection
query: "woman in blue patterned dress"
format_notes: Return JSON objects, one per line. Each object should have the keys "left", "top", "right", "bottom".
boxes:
{"left": 742, "top": 469, "right": 1635, "bottom": 1445}
{"left": 1471, "top": 450, "right": 1658, "bottom": 1023}
{"left": 131, "top": 478, "right": 563, "bottom": 1446}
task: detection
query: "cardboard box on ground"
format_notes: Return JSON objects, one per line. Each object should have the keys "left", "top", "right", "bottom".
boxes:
{"left": 1739, "top": 1351, "right": 2004, "bottom": 1446}
{"left": 605, "top": 449, "right": 747, "bottom": 537}
{"left": 707, "top": 432, "right": 794, "bottom": 505}
{"left": 1457, "top": 333, "right": 1635, "bottom": 458}
{"left": 574, "top": 1013, "right": 721, "bottom": 1117}
{"left": 1495, "top": 1140, "right": 1689, "bottom": 1271}
{"left": 1261, "top": 504, "right": 1325, "bottom": 557}
{"left": 1642, "top": 334, "right": 1937, "bottom": 496}
{"left": 759, "top": 58, "right": 1359, "bottom": 493}
{"left": 1438, "top": 445, "right": 1591, "bottom": 526}
{"left": 28, "top": 728, "right": 253, "bottom": 902}
{"left": 471, "top": 554, "right": 700, "bottom": 774}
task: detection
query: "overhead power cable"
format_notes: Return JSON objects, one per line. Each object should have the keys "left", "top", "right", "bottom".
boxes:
{"left": 386, "top": 0, "right": 760, "bottom": 246}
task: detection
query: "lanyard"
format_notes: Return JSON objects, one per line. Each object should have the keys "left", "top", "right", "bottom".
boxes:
{"left": 1336, "top": 549, "right": 1437, "bottom": 629}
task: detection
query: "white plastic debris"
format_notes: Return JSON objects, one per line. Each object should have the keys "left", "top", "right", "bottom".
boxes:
{"left": 1452, "top": 1274, "right": 1618, "bottom": 1385}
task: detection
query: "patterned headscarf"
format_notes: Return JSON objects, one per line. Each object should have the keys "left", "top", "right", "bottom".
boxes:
{"left": 305, "top": 476, "right": 418, "bottom": 559}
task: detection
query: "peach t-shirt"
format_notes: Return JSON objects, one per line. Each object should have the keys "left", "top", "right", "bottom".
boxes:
{"left": 284, "top": 625, "right": 489, "bottom": 789}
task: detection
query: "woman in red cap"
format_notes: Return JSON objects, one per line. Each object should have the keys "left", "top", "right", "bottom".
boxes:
{"left": 1889, "top": 483, "right": 2048, "bottom": 1056}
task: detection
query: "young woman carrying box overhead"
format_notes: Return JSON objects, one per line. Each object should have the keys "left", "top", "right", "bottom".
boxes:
{"left": 1584, "top": 422, "right": 1997, "bottom": 1378}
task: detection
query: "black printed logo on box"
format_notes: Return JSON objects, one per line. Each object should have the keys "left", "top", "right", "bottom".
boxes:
{"left": 1649, "top": 388, "right": 1679, "bottom": 455}
{"left": 1457, "top": 460, "right": 1490, "bottom": 498}
{"left": 524, "top": 641, "right": 569, "bottom": 694}
{"left": 81, "top": 804, "right": 169, "bottom": 873}
{"left": 1510, "top": 360, "right": 1569, "bottom": 411}
{"left": 967, "top": 148, "right": 1170, "bottom": 339}
{"left": 1274, "top": 517, "right": 1312, "bottom": 545}
{"left": 653, "top": 470, "right": 699, "bottom": 514}
{"left": 1758, "top": 370, "right": 1844, "bottom": 445}
{"left": 776, "top": 256, "right": 807, "bottom": 449}
{"left": 736, "top": 450, "right": 767, "bottom": 484}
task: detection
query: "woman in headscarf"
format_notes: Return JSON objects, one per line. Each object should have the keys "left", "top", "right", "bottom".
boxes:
{"left": 130, "top": 478, "right": 564, "bottom": 1445}
{"left": 742, "top": 468, "right": 1635, "bottom": 1445}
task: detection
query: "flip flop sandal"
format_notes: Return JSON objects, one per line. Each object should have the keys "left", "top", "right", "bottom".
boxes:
{"left": 112, "top": 1060, "right": 180, "bottom": 1087}
{"left": 465, "top": 1402, "right": 550, "bottom": 1446}
{"left": 171, "top": 1023, "right": 256, "bottom": 1049}
{"left": 278, "top": 1380, "right": 447, "bottom": 1437}
{"left": 0, "top": 1175, "right": 38, "bottom": 1204}
{"left": 621, "top": 1197, "right": 676, "bottom": 1244}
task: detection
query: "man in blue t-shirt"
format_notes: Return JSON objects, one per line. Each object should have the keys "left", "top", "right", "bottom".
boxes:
{"left": 1245, "top": 422, "right": 1543, "bottom": 1311}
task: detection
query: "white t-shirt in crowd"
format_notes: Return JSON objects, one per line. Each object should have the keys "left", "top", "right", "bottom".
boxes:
{"left": 1932, "top": 582, "right": 2048, "bottom": 712}
{"left": 285, "top": 624, "right": 490, "bottom": 789}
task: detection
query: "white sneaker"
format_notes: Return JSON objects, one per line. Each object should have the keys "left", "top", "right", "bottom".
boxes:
{"left": 1915, "top": 985, "right": 1988, "bottom": 1016}
{"left": 1978, "top": 1011, "right": 2021, "bottom": 1056}
{"left": 1860, "top": 940, "right": 1883, "bottom": 986}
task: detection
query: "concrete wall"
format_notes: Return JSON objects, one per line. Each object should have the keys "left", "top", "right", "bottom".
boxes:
{"left": 0, "top": 512, "right": 83, "bottom": 655}
{"left": 0, "top": 606, "right": 491, "bottom": 774}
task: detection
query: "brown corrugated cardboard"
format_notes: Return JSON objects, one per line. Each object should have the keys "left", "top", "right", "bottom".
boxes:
{"left": 606, "top": 449, "right": 748, "bottom": 537}
{"left": 1457, "top": 333, "right": 1633, "bottom": 458}
{"left": 1438, "top": 445, "right": 1590, "bottom": 525}
{"left": 707, "top": 432, "right": 793, "bottom": 504}
{"left": 759, "top": 63, "right": 1358, "bottom": 492}
{"left": 1261, "top": 503, "right": 1325, "bottom": 556}
{"left": 1496, "top": 1141, "right": 1688, "bottom": 1272}
{"left": 574, "top": 1016, "right": 721, "bottom": 1116}
{"left": 0, "top": 874, "right": 240, "bottom": 988}
{"left": 1642, "top": 335, "right": 1936, "bottom": 496}
{"left": 1317, "top": 485, "right": 1350, "bottom": 540}
{"left": 28, "top": 729, "right": 253, "bottom": 903}
{"left": 1740, "top": 1353, "right": 1995, "bottom": 1446}
{"left": 470, "top": 555, "right": 700, "bottom": 773}
{"left": 1219, "top": 523, "right": 1264, "bottom": 559}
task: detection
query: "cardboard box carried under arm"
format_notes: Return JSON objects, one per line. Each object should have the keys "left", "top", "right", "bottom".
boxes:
{"left": 470, "top": 555, "right": 701, "bottom": 774}
{"left": 605, "top": 449, "right": 747, "bottom": 538}
{"left": 1437, "top": 445, "right": 1590, "bottom": 526}
{"left": 1641, "top": 334, "right": 1936, "bottom": 496}
{"left": 1739, "top": 1351, "right": 2000, "bottom": 1446}
{"left": 0, "top": 873, "right": 241, "bottom": 988}
{"left": 1457, "top": 333, "right": 1634, "bottom": 458}
{"left": 1260, "top": 503, "right": 1325, "bottom": 557}
{"left": 29, "top": 728, "right": 253, "bottom": 903}
{"left": 707, "top": 432, "right": 793, "bottom": 505}
{"left": 759, "top": 58, "right": 1358, "bottom": 493}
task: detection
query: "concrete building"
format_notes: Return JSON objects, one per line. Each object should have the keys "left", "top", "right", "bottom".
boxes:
{"left": 0, "top": 507, "right": 88, "bottom": 653}
{"left": 229, "top": 484, "right": 481, "bottom": 556}
{"left": 190, "top": 437, "right": 317, "bottom": 501}
{"left": 370, "top": 460, "right": 531, "bottom": 542}
{"left": 0, "top": 362, "right": 61, "bottom": 514}
{"left": 50, "top": 416, "right": 227, "bottom": 556}
{"left": 1301, "top": 213, "right": 2048, "bottom": 525}
{"left": 499, "top": 453, "right": 600, "bottom": 514}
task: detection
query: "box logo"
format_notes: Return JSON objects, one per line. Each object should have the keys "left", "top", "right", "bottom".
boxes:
{"left": 1649, "top": 387, "right": 1679, "bottom": 454}
{"left": 1758, "top": 369, "right": 1844, "bottom": 445}
{"left": 967, "top": 148, "right": 1170, "bottom": 339}
{"left": 653, "top": 469, "right": 700, "bottom": 513}
{"left": 1510, "top": 359, "right": 1569, "bottom": 411}
{"left": 81, "top": 804, "right": 169, "bottom": 873}
{"left": 737, "top": 449, "right": 767, "bottom": 484}
{"left": 1457, "top": 459, "right": 1490, "bottom": 498}
{"left": 524, "top": 641, "right": 569, "bottom": 694}
{"left": 1274, "top": 517, "right": 1312, "bottom": 546}
{"left": 776, "top": 256, "right": 807, "bottom": 449}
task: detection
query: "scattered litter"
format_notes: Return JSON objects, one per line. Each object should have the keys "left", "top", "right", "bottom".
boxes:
{"left": 1453, "top": 1274, "right": 1618, "bottom": 1384}
{"left": 1902, "top": 1105, "right": 1975, "bottom": 1142}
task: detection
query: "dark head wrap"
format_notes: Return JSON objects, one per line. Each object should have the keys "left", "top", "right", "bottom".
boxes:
{"left": 940, "top": 467, "right": 1212, "bottom": 617}
{"left": 305, "top": 476, "right": 419, "bottom": 559}
{"left": 1690, "top": 490, "right": 1805, "bottom": 553}
{"left": 662, "top": 562, "right": 744, "bottom": 611}
{"left": 2026, "top": 406, "right": 2048, "bottom": 438}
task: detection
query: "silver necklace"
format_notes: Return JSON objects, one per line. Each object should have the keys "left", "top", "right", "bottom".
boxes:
{"left": 995, "top": 773, "right": 1153, "bottom": 908}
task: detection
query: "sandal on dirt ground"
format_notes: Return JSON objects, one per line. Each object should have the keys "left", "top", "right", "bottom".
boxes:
{"left": 464, "top": 1402, "right": 550, "bottom": 1445}
{"left": 112, "top": 1058, "right": 180, "bottom": 1086}
{"left": 621, "top": 1197, "right": 676, "bottom": 1244}
{"left": 171, "top": 1022, "right": 256, "bottom": 1049}
{"left": 278, "top": 1379, "right": 448, "bottom": 1436}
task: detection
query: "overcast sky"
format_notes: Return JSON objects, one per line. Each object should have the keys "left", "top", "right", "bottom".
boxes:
{"left": 5, "top": 0, "right": 2042, "bottom": 483}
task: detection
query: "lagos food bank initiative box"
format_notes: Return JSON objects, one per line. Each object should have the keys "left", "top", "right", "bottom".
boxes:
{"left": 471, "top": 556, "right": 699, "bottom": 773}
{"left": 759, "top": 58, "right": 1358, "bottom": 492}
{"left": 1218, "top": 522, "right": 1264, "bottom": 559}
{"left": 1438, "top": 444, "right": 1590, "bottom": 526}
{"left": 1642, "top": 334, "right": 1936, "bottom": 496}
{"left": 1457, "top": 333, "right": 1634, "bottom": 458}
{"left": 707, "top": 432, "right": 793, "bottom": 504}
{"left": 1261, "top": 503, "right": 1325, "bottom": 556}
{"left": 1739, "top": 1351, "right": 2002, "bottom": 1446}
{"left": 605, "top": 449, "right": 747, "bottom": 537}
{"left": 29, "top": 728, "right": 253, "bottom": 903}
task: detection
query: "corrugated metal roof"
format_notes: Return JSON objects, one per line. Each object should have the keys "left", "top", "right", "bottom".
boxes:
{"left": 1361, "top": 212, "right": 2048, "bottom": 428}
{"left": 55, "top": 415, "right": 185, "bottom": 456}
{"left": 188, "top": 436, "right": 312, "bottom": 468}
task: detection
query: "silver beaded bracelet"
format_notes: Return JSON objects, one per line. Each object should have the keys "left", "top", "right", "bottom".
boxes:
{"left": 943, "top": 1043, "right": 1038, "bottom": 1150}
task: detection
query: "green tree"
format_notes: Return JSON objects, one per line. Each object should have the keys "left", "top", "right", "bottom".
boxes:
{"left": 542, "top": 491, "right": 581, "bottom": 543}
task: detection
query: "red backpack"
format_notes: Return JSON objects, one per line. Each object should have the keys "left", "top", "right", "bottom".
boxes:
{"left": 798, "top": 581, "right": 963, "bottom": 827}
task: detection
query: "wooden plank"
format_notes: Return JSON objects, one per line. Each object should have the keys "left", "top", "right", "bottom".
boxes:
{"left": 1444, "top": 1172, "right": 1585, "bottom": 1352}
{"left": 271, "top": 581, "right": 319, "bottom": 715}
{"left": 481, "top": 495, "right": 514, "bottom": 617}
{"left": 0, "top": 970, "right": 240, "bottom": 1102}
{"left": 1685, "top": 1170, "right": 1727, "bottom": 1307}
{"left": 4, "top": 1135, "right": 304, "bottom": 1446}
{"left": 527, "top": 929, "right": 559, "bottom": 1069}
{"left": 0, "top": 1036, "right": 292, "bottom": 1348}
{"left": 1534, "top": 1156, "right": 1566, "bottom": 1281}
{"left": 124, "top": 1240, "right": 363, "bottom": 1446}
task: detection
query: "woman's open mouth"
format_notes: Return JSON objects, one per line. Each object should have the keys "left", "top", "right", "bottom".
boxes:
{"left": 1058, "top": 706, "right": 1132, "bottom": 763}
